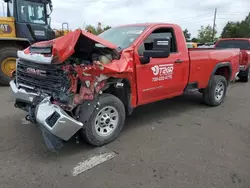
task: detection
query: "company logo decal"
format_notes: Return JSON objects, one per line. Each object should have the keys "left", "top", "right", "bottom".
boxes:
{"left": 26, "top": 67, "right": 46, "bottom": 76}
{"left": 0, "top": 24, "right": 12, "bottom": 34}
{"left": 151, "top": 64, "right": 174, "bottom": 82}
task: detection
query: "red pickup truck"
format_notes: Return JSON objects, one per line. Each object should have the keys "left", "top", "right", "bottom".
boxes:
{"left": 215, "top": 38, "right": 250, "bottom": 82}
{"left": 10, "top": 23, "right": 240, "bottom": 151}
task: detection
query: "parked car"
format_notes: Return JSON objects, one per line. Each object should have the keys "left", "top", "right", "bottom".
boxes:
{"left": 10, "top": 23, "right": 240, "bottom": 151}
{"left": 187, "top": 42, "right": 194, "bottom": 48}
{"left": 187, "top": 42, "right": 197, "bottom": 48}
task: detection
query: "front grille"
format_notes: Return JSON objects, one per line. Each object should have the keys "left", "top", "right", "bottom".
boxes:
{"left": 46, "top": 111, "right": 61, "bottom": 128}
{"left": 16, "top": 59, "right": 70, "bottom": 95}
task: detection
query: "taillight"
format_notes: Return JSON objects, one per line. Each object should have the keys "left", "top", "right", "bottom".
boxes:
{"left": 243, "top": 52, "right": 248, "bottom": 63}
{"left": 239, "top": 52, "right": 242, "bottom": 63}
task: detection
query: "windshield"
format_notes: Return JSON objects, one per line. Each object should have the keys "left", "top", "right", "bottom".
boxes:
{"left": 17, "top": 0, "right": 47, "bottom": 25}
{"left": 215, "top": 40, "right": 250, "bottom": 50}
{"left": 98, "top": 26, "right": 147, "bottom": 49}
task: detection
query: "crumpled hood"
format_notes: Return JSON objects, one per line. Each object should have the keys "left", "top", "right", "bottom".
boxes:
{"left": 24, "top": 29, "right": 118, "bottom": 63}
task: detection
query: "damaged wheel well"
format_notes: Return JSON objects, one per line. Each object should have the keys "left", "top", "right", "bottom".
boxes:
{"left": 104, "top": 78, "right": 133, "bottom": 115}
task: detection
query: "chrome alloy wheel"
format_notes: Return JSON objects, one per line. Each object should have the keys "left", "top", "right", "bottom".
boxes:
{"left": 214, "top": 82, "right": 225, "bottom": 101}
{"left": 94, "top": 106, "right": 119, "bottom": 137}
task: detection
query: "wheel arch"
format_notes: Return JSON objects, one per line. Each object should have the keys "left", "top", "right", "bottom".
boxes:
{"left": 104, "top": 77, "right": 133, "bottom": 115}
{"left": 211, "top": 62, "right": 232, "bottom": 83}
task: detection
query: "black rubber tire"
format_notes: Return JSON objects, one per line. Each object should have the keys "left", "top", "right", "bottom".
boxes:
{"left": 203, "top": 75, "right": 228, "bottom": 106}
{"left": 239, "top": 68, "right": 249, "bottom": 82}
{"left": 0, "top": 46, "right": 19, "bottom": 86}
{"left": 198, "top": 89, "right": 204, "bottom": 93}
{"left": 80, "top": 94, "right": 126, "bottom": 146}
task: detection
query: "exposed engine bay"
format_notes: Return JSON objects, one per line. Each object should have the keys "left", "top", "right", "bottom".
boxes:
{"left": 15, "top": 32, "right": 121, "bottom": 113}
{"left": 11, "top": 30, "right": 133, "bottom": 151}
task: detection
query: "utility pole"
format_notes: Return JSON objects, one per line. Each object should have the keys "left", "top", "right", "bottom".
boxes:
{"left": 212, "top": 8, "right": 217, "bottom": 42}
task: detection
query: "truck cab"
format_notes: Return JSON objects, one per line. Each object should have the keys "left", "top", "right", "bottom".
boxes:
{"left": 3, "top": 0, "right": 55, "bottom": 42}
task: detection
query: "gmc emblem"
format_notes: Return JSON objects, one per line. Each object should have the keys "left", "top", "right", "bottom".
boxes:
{"left": 26, "top": 67, "right": 46, "bottom": 76}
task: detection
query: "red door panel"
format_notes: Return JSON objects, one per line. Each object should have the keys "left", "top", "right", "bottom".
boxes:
{"left": 136, "top": 52, "right": 189, "bottom": 105}
{"left": 134, "top": 26, "right": 190, "bottom": 105}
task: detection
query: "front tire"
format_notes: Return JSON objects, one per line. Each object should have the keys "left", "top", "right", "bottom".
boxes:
{"left": 80, "top": 94, "right": 126, "bottom": 146}
{"left": 203, "top": 75, "right": 227, "bottom": 106}
{"left": 0, "top": 46, "right": 20, "bottom": 86}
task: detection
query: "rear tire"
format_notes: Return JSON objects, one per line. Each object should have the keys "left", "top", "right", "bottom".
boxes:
{"left": 203, "top": 75, "right": 227, "bottom": 106}
{"left": 80, "top": 94, "right": 126, "bottom": 146}
{"left": 239, "top": 68, "right": 249, "bottom": 82}
{"left": 0, "top": 46, "right": 20, "bottom": 86}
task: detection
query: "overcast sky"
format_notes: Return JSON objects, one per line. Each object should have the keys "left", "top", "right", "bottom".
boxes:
{"left": 50, "top": 0, "right": 249, "bottom": 38}
{"left": 0, "top": 0, "right": 249, "bottom": 38}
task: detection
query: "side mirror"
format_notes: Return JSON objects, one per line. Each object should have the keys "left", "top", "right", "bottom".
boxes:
{"left": 142, "top": 38, "right": 171, "bottom": 63}
{"left": 140, "top": 56, "right": 150, "bottom": 64}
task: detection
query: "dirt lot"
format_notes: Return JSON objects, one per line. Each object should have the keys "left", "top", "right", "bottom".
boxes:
{"left": 0, "top": 81, "right": 250, "bottom": 188}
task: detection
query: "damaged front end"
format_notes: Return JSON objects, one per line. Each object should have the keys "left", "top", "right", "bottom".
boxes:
{"left": 10, "top": 30, "right": 134, "bottom": 151}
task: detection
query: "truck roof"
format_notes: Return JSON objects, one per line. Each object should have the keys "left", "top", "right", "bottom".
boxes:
{"left": 218, "top": 38, "right": 250, "bottom": 41}
{"left": 117, "top": 22, "right": 180, "bottom": 28}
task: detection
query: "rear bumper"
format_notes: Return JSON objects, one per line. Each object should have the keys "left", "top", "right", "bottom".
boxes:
{"left": 239, "top": 65, "right": 247, "bottom": 71}
{"left": 10, "top": 80, "right": 83, "bottom": 141}
{"left": 235, "top": 71, "right": 239, "bottom": 79}
{"left": 238, "top": 66, "right": 249, "bottom": 77}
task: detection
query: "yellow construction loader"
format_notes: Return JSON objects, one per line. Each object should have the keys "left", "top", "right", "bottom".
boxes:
{"left": 54, "top": 22, "right": 70, "bottom": 38}
{"left": 0, "top": 0, "right": 70, "bottom": 85}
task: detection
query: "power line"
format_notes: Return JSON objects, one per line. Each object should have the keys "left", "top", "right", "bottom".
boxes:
{"left": 218, "top": 11, "right": 249, "bottom": 14}
{"left": 174, "top": 17, "right": 215, "bottom": 24}
{"left": 175, "top": 12, "right": 248, "bottom": 22}
{"left": 168, "top": 12, "right": 249, "bottom": 26}
{"left": 171, "top": 13, "right": 214, "bottom": 22}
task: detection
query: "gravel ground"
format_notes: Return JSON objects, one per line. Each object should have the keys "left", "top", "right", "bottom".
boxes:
{"left": 0, "top": 81, "right": 249, "bottom": 188}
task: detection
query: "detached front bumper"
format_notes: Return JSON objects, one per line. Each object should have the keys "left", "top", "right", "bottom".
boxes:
{"left": 10, "top": 79, "right": 39, "bottom": 103}
{"left": 35, "top": 97, "right": 83, "bottom": 141}
{"left": 10, "top": 80, "right": 83, "bottom": 142}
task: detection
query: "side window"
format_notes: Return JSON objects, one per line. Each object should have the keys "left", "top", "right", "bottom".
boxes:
{"left": 138, "top": 27, "right": 178, "bottom": 56}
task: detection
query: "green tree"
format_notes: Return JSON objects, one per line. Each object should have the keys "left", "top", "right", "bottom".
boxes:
{"left": 197, "top": 24, "right": 217, "bottom": 43}
{"left": 191, "top": 37, "right": 199, "bottom": 42}
{"left": 221, "top": 12, "right": 250, "bottom": 38}
{"left": 85, "top": 24, "right": 112, "bottom": 35}
{"left": 221, "top": 21, "right": 247, "bottom": 38}
{"left": 245, "top": 12, "right": 250, "bottom": 24}
{"left": 85, "top": 25, "right": 98, "bottom": 35}
{"left": 183, "top": 29, "right": 191, "bottom": 41}
{"left": 103, "top": 26, "right": 111, "bottom": 31}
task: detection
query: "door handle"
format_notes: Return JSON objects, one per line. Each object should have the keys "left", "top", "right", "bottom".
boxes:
{"left": 175, "top": 59, "right": 183, "bottom": 63}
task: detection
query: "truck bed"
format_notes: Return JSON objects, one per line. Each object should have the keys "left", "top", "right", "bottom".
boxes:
{"left": 188, "top": 48, "right": 240, "bottom": 88}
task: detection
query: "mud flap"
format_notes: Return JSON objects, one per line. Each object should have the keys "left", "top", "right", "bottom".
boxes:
{"left": 77, "top": 96, "right": 100, "bottom": 125}
{"left": 39, "top": 126, "right": 64, "bottom": 152}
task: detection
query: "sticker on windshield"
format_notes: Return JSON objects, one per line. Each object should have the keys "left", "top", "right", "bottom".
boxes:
{"left": 126, "top": 30, "right": 144, "bottom": 34}
{"left": 151, "top": 64, "right": 174, "bottom": 82}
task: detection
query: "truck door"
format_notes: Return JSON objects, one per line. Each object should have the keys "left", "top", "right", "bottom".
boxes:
{"left": 135, "top": 27, "right": 189, "bottom": 105}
